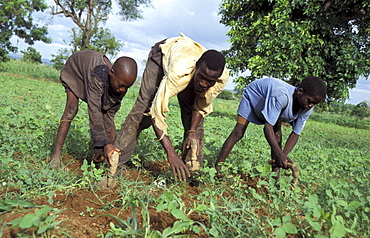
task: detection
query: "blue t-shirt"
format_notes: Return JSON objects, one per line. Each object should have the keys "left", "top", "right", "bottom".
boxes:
{"left": 237, "top": 77, "right": 312, "bottom": 135}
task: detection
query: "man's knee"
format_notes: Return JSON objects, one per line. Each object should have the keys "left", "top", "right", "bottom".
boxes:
{"left": 63, "top": 91, "right": 79, "bottom": 120}
{"left": 230, "top": 128, "right": 244, "bottom": 142}
{"left": 63, "top": 102, "right": 78, "bottom": 120}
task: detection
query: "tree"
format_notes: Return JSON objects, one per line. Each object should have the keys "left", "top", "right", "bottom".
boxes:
{"left": 21, "top": 47, "right": 42, "bottom": 64}
{"left": 219, "top": 0, "right": 370, "bottom": 101}
{"left": 351, "top": 101, "right": 370, "bottom": 118}
{"left": 0, "top": 0, "right": 51, "bottom": 61}
{"left": 51, "top": 0, "right": 151, "bottom": 52}
{"left": 50, "top": 48, "right": 70, "bottom": 71}
{"left": 70, "top": 27, "right": 123, "bottom": 58}
{"left": 217, "top": 90, "right": 235, "bottom": 100}
{"left": 50, "top": 27, "right": 123, "bottom": 70}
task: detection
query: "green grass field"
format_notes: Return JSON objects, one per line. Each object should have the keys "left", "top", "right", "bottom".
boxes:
{"left": 0, "top": 60, "right": 369, "bottom": 237}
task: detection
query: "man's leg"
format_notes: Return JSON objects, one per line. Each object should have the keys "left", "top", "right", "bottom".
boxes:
{"left": 50, "top": 91, "right": 79, "bottom": 168}
{"left": 270, "top": 122, "right": 282, "bottom": 181}
{"left": 114, "top": 40, "right": 165, "bottom": 166}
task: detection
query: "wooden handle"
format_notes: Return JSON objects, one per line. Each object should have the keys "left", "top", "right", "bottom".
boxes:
{"left": 109, "top": 151, "right": 119, "bottom": 176}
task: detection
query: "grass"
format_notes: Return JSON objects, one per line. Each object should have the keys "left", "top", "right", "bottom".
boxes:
{"left": 0, "top": 59, "right": 60, "bottom": 82}
{"left": 0, "top": 59, "right": 369, "bottom": 237}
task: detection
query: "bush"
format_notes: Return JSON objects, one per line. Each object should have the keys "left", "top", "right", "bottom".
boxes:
{"left": 217, "top": 90, "right": 235, "bottom": 100}
{"left": 310, "top": 112, "right": 370, "bottom": 129}
{"left": 350, "top": 101, "right": 370, "bottom": 119}
{"left": 21, "top": 47, "right": 42, "bottom": 64}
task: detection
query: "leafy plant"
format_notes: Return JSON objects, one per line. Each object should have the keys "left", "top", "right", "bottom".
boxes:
{"left": 8, "top": 206, "right": 63, "bottom": 237}
{"left": 0, "top": 60, "right": 369, "bottom": 237}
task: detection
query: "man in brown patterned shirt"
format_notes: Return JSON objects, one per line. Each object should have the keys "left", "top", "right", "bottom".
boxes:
{"left": 50, "top": 50, "right": 137, "bottom": 168}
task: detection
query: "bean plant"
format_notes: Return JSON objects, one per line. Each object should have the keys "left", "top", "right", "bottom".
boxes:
{"left": 0, "top": 61, "right": 369, "bottom": 237}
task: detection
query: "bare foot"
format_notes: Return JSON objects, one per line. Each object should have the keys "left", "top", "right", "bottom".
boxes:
{"left": 50, "top": 157, "right": 61, "bottom": 168}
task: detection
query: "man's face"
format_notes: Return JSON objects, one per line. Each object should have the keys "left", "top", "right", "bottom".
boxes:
{"left": 297, "top": 88, "right": 325, "bottom": 111}
{"left": 193, "top": 62, "right": 222, "bottom": 94}
{"left": 109, "top": 69, "right": 135, "bottom": 95}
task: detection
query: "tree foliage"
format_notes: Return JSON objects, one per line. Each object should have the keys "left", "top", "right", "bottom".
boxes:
{"left": 217, "top": 90, "right": 235, "bottom": 100}
{"left": 51, "top": 0, "right": 151, "bottom": 53}
{"left": 351, "top": 100, "right": 370, "bottom": 118}
{"left": 70, "top": 27, "right": 123, "bottom": 58}
{"left": 0, "top": 0, "right": 51, "bottom": 61}
{"left": 219, "top": 0, "right": 370, "bottom": 101}
{"left": 50, "top": 48, "right": 70, "bottom": 71}
{"left": 21, "top": 47, "right": 42, "bottom": 64}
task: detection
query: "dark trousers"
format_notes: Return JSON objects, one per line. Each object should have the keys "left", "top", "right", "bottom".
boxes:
{"left": 114, "top": 39, "right": 204, "bottom": 167}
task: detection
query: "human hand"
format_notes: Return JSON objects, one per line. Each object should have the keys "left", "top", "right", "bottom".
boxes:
{"left": 92, "top": 152, "right": 105, "bottom": 163}
{"left": 104, "top": 144, "right": 121, "bottom": 166}
{"left": 274, "top": 155, "right": 292, "bottom": 169}
{"left": 167, "top": 151, "right": 191, "bottom": 181}
{"left": 185, "top": 131, "right": 199, "bottom": 150}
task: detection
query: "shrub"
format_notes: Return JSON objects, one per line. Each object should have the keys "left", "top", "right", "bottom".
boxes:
{"left": 217, "top": 90, "right": 235, "bottom": 100}
{"left": 350, "top": 101, "right": 370, "bottom": 119}
{"left": 21, "top": 47, "right": 42, "bottom": 64}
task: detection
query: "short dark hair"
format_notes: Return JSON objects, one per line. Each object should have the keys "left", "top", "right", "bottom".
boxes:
{"left": 298, "top": 76, "right": 327, "bottom": 98}
{"left": 196, "top": 50, "right": 226, "bottom": 72}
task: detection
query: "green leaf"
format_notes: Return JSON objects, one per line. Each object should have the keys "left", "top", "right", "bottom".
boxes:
{"left": 170, "top": 209, "right": 188, "bottom": 220}
{"left": 19, "top": 214, "right": 39, "bottom": 228}
{"left": 282, "top": 222, "right": 298, "bottom": 234}
{"left": 195, "top": 204, "right": 207, "bottom": 212}
{"left": 169, "top": 220, "right": 193, "bottom": 234}
{"left": 275, "top": 227, "right": 286, "bottom": 238}
{"left": 348, "top": 200, "right": 362, "bottom": 210}
{"left": 192, "top": 224, "right": 201, "bottom": 234}
{"left": 310, "top": 221, "right": 321, "bottom": 231}
{"left": 9, "top": 217, "right": 23, "bottom": 227}
{"left": 37, "top": 225, "right": 49, "bottom": 234}
{"left": 209, "top": 227, "right": 219, "bottom": 237}
{"left": 329, "top": 221, "right": 346, "bottom": 238}
{"left": 326, "top": 189, "right": 333, "bottom": 198}
{"left": 282, "top": 215, "right": 291, "bottom": 223}
{"left": 336, "top": 200, "right": 348, "bottom": 207}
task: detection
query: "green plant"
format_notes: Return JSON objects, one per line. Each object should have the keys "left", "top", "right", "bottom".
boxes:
{"left": 8, "top": 206, "right": 63, "bottom": 237}
{"left": 21, "top": 47, "right": 42, "bottom": 64}
{"left": 80, "top": 159, "right": 105, "bottom": 189}
{"left": 217, "top": 90, "right": 235, "bottom": 100}
{"left": 79, "top": 206, "right": 96, "bottom": 217}
{"left": 100, "top": 196, "right": 152, "bottom": 237}
{"left": 0, "top": 59, "right": 59, "bottom": 81}
{"left": 155, "top": 191, "right": 207, "bottom": 237}
{"left": 0, "top": 62, "right": 369, "bottom": 237}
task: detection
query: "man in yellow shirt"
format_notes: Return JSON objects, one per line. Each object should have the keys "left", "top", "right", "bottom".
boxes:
{"left": 113, "top": 33, "right": 229, "bottom": 181}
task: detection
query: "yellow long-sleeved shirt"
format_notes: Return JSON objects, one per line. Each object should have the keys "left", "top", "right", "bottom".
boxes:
{"left": 149, "top": 33, "right": 229, "bottom": 136}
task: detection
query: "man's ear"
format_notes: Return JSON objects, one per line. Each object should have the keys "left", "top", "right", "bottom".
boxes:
{"left": 297, "top": 87, "right": 304, "bottom": 95}
{"left": 109, "top": 68, "right": 115, "bottom": 76}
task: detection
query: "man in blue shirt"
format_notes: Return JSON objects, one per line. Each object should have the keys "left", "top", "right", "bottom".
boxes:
{"left": 215, "top": 76, "right": 327, "bottom": 175}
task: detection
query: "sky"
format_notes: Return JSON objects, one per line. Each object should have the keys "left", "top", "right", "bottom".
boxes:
{"left": 10, "top": 0, "right": 370, "bottom": 105}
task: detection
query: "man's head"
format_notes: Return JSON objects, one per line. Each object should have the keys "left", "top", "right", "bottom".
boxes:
{"left": 109, "top": 56, "right": 138, "bottom": 94}
{"left": 193, "top": 50, "right": 226, "bottom": 94}
{"left": 296, "top": 76, "right": 327, "bottom": 111}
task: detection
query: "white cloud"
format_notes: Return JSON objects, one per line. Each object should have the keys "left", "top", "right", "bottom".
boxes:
{"left": 347, "top": 77, "right": 370, "bottom": 105}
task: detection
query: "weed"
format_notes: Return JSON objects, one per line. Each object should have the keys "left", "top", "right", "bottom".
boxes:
{"left": 8, "top": 206, "right": 63, "bottom": 237}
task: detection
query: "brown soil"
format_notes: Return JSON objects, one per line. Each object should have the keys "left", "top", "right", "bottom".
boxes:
{"left": 0, "top": 156, "right": 263, "bottom": 238}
